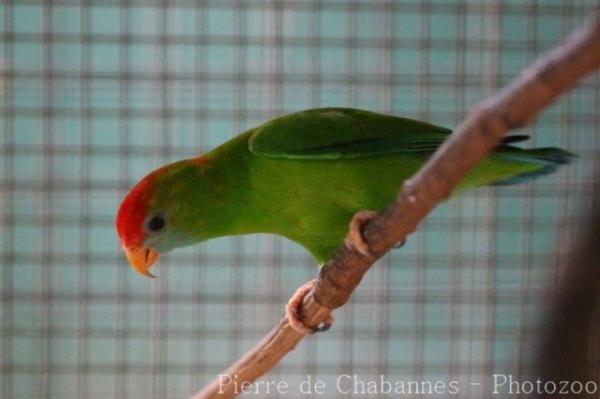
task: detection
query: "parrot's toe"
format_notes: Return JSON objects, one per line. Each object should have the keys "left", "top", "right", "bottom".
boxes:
{"left": 286, "top": 279, "right": 334, "bottom": 335}
{"left": 345, "top": 210, "right": 380, "bottom": 260}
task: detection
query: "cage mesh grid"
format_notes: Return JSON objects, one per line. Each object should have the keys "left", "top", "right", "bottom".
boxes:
{"left": 1, "top": 1, "right": 599, "bottom": 398}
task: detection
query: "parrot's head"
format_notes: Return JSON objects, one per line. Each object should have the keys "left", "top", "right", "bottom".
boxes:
{"left": 116, "top": 158, "right": 210, "bottom": 278}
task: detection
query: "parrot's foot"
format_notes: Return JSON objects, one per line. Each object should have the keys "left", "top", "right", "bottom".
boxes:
{"left": 286, "top": 279, "right": 333, "bottom": 335}
{"left": 345, "top": 210, "right": 379, "bottom": 260}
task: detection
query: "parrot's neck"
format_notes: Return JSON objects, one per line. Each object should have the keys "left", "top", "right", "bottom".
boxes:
{"left": 184, "top": 131, "right": 277, "bottom": 240}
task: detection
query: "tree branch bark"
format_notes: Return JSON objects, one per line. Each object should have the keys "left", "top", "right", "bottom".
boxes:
{"left": 192, "top": 14, "right": 600, "bottom": 399}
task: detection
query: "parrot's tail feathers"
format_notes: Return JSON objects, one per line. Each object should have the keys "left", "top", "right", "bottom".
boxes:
{"left": 492, "top": 147, "right": 575, "bottom": 186}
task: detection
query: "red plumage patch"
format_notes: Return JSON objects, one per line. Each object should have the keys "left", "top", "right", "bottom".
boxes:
{"left": 115, "top": 170, "right": 159, "bottom": 248}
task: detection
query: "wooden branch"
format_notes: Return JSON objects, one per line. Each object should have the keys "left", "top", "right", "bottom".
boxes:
{"left": 192, "top": 15, "right": 600, "bottom": 399}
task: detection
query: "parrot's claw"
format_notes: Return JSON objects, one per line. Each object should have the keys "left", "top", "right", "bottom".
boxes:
{"left": 286, "top": 279, "right": 334, "bottom": 335}
{"left": 345, "top": 210, "right": 379, "bottom": 260}
{"left": 393, "top": 238, "right": 407, "bottom": 249}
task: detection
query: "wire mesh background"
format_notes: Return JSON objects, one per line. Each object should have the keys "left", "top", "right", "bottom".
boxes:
{"left": 1, "top": 1, "right": 599, "bottom": 398}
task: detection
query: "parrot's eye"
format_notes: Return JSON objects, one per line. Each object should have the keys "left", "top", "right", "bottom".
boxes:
{"left": 147, "top": 214, "right": 166, "bottom": 233}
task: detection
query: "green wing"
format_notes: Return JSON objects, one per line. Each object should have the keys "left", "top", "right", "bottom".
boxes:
{"left": 248, "top": 108, "right": 452, "bottom": 159}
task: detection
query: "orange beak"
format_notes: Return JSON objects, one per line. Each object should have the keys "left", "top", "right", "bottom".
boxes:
{"left": 123, "top": 246, "right": 160, "bottom": 278}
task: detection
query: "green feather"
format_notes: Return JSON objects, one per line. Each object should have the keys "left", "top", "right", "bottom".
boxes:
{"left": 249, "top": 108, "right": 451, "bottom": 159}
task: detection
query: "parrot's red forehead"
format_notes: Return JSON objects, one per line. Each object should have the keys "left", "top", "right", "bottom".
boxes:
{"left": 115, "top": 171, "right": 159, "bottom": 248}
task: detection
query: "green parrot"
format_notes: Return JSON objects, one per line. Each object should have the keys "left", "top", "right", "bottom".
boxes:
{"left": 116, "top": 107, "right": 573, "bottom": 273}
{"left": 115, "top": 108, "right": 572, "bottom": 330}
